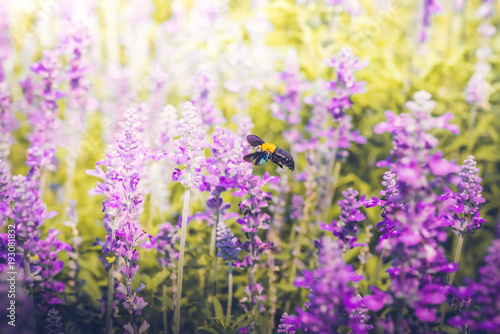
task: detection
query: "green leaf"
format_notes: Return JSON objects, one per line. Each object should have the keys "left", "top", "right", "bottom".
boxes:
{"left": 213, "top": 297, "right": 225, "bottom": 326}
{"left": 198, "top": 326, "right": 220, "bottom": 334}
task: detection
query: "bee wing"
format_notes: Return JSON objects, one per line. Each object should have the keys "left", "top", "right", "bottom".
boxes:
{"left": 246, "top": 135, "right": 265, "bottom": 147}
{"left": 243, "top": 153, "right": 257, "bottom": 162}
{"left": 254, "top": 152, "right": 269, "bottom": 166}
{"left": 270, "top": 148, "right": 295, "bottom": 171}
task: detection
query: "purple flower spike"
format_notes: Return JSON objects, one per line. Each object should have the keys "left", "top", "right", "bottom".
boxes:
{"left": 277, "top": 313, "right": 298, "bottom": 333}
{"left": 325, "top": 47, "right": 367, "bottom": 120}
{"left": 141, "top": 222, "right": 179, "bottom": 268}
{"left": 0, "top": 159, "right": 10, "bottom": 221}
{"left": 192, "top": 68, "right": 225, "bottom": 128}
{"left": 171, "top": 102, "right": 208, "bottom": 189}
{"left": 291, "top": 237, "right": 371, "bottom": 334}
{"left": 216, "top": 222, "right": 240, "bottom": 262}
{"left": 45, "top": 308, "right": 64, "bottom": 334}
{"left": 321, "top": 188, "right": 366, "bottom": 251}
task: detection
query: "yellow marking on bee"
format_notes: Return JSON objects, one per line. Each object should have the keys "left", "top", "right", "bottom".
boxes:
{"left": 262, "top": 143, "right": 276, "bottom": 153}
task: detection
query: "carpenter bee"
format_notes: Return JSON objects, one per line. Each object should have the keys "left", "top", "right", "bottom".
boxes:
{"left": 243, "top": 135, "right": 295, "bottom": 171}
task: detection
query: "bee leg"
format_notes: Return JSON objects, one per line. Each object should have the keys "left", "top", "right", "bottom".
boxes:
{"left": 275, "top": 161, "right": 284, "bottom": 169}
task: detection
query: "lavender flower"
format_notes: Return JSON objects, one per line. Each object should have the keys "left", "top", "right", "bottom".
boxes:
{"left": 419, "top": 0, "right": 442, "bottom": 43}
{"left": 31, "top": 229, "right": 71, "bottom": 305}
{"left": 192, "top": 67, "right": 224, "bottom": 127}
{"left": 27, "top": 48, "right": 64, "bottom": 170}
{"left": 142, "top": 222, "right": 179, "bottom": 268}
{"left": 290, "top": 195, "right": 304, "bottom": 221}
{"left": 171, "top": 102, "right": 208, "bottom": 189}
{"left": 366, "top": 91, "right": 460, "bottom": 328}
{"left": 460, "top": 224, "right": 500, "bottom": 331}
{"left": 289, "top": 237, "right": 371, "bottom": 333}
{"left": 86, "top": 107, "right": 150, "bottom": 332}
{"left": 216, "top": 222, "right": 240, "bottom": 262}
{"left": 320, "top": 188, "right": 366, "bottom": 251}
{"left": 443, "top": 155, "right": 486, "bottom": 234}
{"left": 45, "top": 308, "right": 64, "bottom": 334}
{"left": 0, "top": 159, "right": 10, "bottom": 221}
{"left": 0, "top": 79, "right": 16, "bottom": 162}
{"left": 271, "top": 52, "right": 306, "bottom": 127}
{"left": 277, "top": 313, "right": 297, "bottom": 333}
{"left": 325, "top": 47, "right": 367, "bottom": 120}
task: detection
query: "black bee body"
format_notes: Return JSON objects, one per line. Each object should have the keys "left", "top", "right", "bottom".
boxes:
{"left": 243, "top": 135, "right": 295, "bottom": 171}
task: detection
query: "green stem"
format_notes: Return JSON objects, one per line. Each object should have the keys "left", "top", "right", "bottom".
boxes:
{"left": 24, "top": 254, "right": 36, "bottom": 329}
{"left": 162, "top": 284, "right": 168, "bottom": 334}
{"left": 211, "top": 196, "right": 220, "bottom": 302}
{"left": 105, "top": 262, "right": 116, "bottom": 334}
{"left": 226, "top": 261, "right": 233, "bottom": 325}
{"left": 467, "top": 104, "right": 477, "bottom": 152}
{"left": 440, "top": 233, "right": 464, "bottom": 327}
{"left": 449, "top": 234, "right": 464, "bottom": 287}
{"left": 174, "top": 184, "right": 191, "bottom": 334}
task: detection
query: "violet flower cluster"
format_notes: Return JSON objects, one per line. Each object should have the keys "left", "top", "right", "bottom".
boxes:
{"left": 285, "top": 237, "right": 372, "bottom": 334}
{"left": 0, "top": 159, "right": 10, "bottom": 222}
{"left": 26, "top": 48, "right": 64, "bottom": 169}
{"left": 216, "top": 222, "right": 240, "bottom": 262}
{"left": 420, "top": 0, "right": 442, "bottom": 43}
{"left": 320, "top": 188, "right": 366, "bottom": 251}
{"left": 465, "top": 0, "right": 496, "bottom": 109}
{"left": 142, "top": 222, "right": 179, "bottom": 268}
{"left": 171, "top": 102, "right": 208, "bottom": 189}
{"left": 449, "top": 224, "right": 500, "bottom": 331}
{"left": 440, "top": 155, "right": 486, "bottom": 234}
{"left": 192, "top": 68, "right": 224, "bottom": 128}
{"left": 365, "top": 91, "right": 460, "bottom": 328}
{"left": 45, "top": 308, "right": 64, "bottom": 334}
{"left": 86, "top": 107, "right": 151, "bottom": 331}
{"left": 31, "top": 228, "right": 71, "bottom": 306}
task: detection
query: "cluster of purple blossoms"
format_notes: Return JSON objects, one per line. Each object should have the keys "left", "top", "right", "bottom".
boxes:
{"left": 171, "top": 102, "right": 208, "bottom": 189}
{"left": 86, "top": 107, "right": 151, "bottom": 331}
{"left": 234, "top": 171, "right": 278, "bottom": 268}
{"left": 45, "top": 308, "right": 64, "bottom": 334}
{"left": 0, "top": 3, "right": 14, "bottom": 162}
{"left": 192, "top": 68, "right": 224, "bottom": 128}
{"left": 271, "top": 52, "right": 308, "bottom": 146}
{"left": 31, "top": 229, "right": 71, "bottom": 306}
{"left": 419, "top": 0, "right": 442, "bottom": 43}
{"left": 26, "top": 48, "right": 64, "bottom": 169}
{"left": 321, "top": 188, "right": 366, "bottom": 251}
{"left": 465, "top": 0, "right": 496, "bottom": 109}
{"left": 440, "top": 155, "right": 486, "bottom": 234}
{"left": 277, "top": 313, "right": 297, "bottom": 334}
{"left": 450, "top": 224, "right": 500, "bottom": 331}
{"left": 216, "top": 222, "right": 240, "bottom": 262}
{"left": 0, "top": 159, "right": 10, "bottom": 222}
{"left": 365, "top": 91, "right": 460, "bottom": 328}
{"left": 285, "top": 237, "right": 372, "bottom": 334}
{"left": 325, "top": 47, "right": 367, "bottom": 121}
{"left": 142, "top": 222, "right": 179, "bottom": 268}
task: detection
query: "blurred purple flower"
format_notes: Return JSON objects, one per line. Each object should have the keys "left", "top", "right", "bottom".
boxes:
{"left": 325, "top": 47, "right": 367, "bottom": 120}
{"left": 31, "top": 229, "right": 71, "bottom": 305}
{"left": 142, "top": 222, "right": 179, "bottom": 268}
{"left": 86, "top": 107, "right": 151, "bottom": 330}
{"left": 171, "top": 102, "right": 208, "bottom": 189}
{"left": 440, "top": 155, "right": 486, "bottom": 234}
{"left": 278, "top": 313, "right": 298, "bottom": 333}
{"left": 367, "top": 91, "right": 460, "bottom": 328}
{"left": 0, "top": 159, "right": 10, "bottom": 221}
{"left": 320, "top": 188, "right": 366, "bottom": 251}
{"left": 420, "top": 0, "right": 443, "bottom": 43}
{"left": 290, "top": 237, "right": 371, "bottom": 333}
{"left": 192, "top": 68, "right": 225, "bottom": 128}
{"left": 216, "top": 222, "right": 240, "bottom": 262}
{"left": 45, "top": 307, "right": 64, "bottom": 334}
